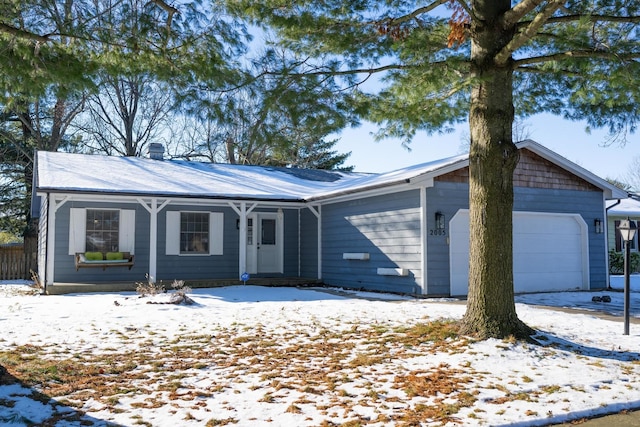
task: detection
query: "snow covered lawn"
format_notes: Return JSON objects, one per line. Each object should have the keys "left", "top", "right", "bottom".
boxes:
{"left": 1, "top": 277, "right": 640, "bottom": 426}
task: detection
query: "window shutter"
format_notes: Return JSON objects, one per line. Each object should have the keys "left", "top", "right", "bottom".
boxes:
{"left": 119, "top": 209, "right": 136, "bottom": 254}
{"left": 210, "top": 212, "right": 224, "bottom": 255}
{"left": 69, "top": 208, "right": 86, "bottom": 255}
{"left": 615, "top": 220, "right": 622, "bottom": 252}
{"left": 166, "top": 211, "right": 180, "bottom": 255}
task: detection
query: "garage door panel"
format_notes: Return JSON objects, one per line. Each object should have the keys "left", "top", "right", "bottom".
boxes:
{"left": 514, "top": 253, "right": 581, "bottom": 273}
{"left": 515, "top": 271, "right": 584, "bottom": 293}
{"left": 513, "top": 237, "right": 581, "bottom": 254}
{"left": 450, "top": 210, "right": 588, "bottom": 296}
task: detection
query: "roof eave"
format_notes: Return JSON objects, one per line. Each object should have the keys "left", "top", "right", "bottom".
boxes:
{"left": 35, "top": 187, "right": 306, "bottom": 204}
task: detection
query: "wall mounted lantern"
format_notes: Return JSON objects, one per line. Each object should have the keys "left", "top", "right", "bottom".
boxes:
{"left": 594, "top": 218, "right": 603, "bottom": 234}
{"left": 435, "top": 212, "right": 445, "bottom": 230}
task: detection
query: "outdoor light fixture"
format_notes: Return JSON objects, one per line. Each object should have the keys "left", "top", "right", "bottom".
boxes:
{"left": 435, "top": 212, "right": 445, "bottom": 230}
{"left": 594, "top": 218, "right": 603, "bottom": 234}
{"left": 617, "top": 217, "right": 638, "bottom": 335}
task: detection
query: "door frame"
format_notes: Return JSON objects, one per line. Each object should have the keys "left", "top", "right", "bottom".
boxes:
{"left": 246, "top": 211, "right": 284, "bottom": 274}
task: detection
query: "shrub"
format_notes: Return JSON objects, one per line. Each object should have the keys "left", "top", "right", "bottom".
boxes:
{"left": 136, "top": 275, "right": 165, "bottom": 297}
{"left": 609, "top": 249, "right": 640, "bottom": 274}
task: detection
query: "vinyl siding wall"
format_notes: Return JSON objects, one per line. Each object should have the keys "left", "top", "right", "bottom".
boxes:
{"left": 424, "top": 182, "right": 469, "bottom": 295}
{"left": 156, "top": 205, "right": 238, "bottom": 281}
{"left": 299, "top": 208, "right": 319, "bottom": 279}
{"left": 53, "top": 201, "right": 302, "bottom": 283}
{"left": 53, "top": 201, "right": 150, "bottom": 282}
{"left": 156, "top": 207, "right": 300, "bottom": 280}
{"left": 321, "top": 189, "right": 423, "bottom": 294}
{"left": 425, "top": 181, "right": 607, "bottom": 294}
{"left": 281, "top": 209, "right": 301, "bottom": 277}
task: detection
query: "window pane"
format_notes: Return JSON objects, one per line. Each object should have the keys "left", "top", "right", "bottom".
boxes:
{"left": 261, "top": 219, "right": 276, "bottom": 245}
{"left": 85, "top": 209, "right": 120, "bottom": 252}
{"left": 180, "top": 212, "right": 209, "bottom": 254}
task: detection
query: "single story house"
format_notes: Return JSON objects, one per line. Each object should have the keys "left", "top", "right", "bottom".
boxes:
{"left": 606, "top": 197, "right": 640, "bottom": 253}
{"left": 32, "top": 140, "right": 627, "bottom": 295}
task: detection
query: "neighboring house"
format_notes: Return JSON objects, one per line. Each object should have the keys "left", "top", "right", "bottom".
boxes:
{"left": 32, "top": 140, "right": 626, "bottom": 296}
{"left": 606, "top": 197, "right": 640, "bottom": 253}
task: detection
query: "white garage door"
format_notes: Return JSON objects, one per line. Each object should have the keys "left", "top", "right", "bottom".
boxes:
{"left": 449, "top": 210, "right": 589, "bottom": 296}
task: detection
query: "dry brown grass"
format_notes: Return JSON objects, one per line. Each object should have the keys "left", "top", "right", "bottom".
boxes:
{"left": 0, "top": 318, "right": 493, "bottom": 425}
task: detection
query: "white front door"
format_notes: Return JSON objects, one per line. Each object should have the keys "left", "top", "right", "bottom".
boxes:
{"left": 246, "top": 213, "right": 283, "bottom": 274}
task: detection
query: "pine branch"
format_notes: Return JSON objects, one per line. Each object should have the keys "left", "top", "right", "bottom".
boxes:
{"left": 503, "top": 0, "right": 546, "bottom": 26}
{"left": 542, "top": 14, "right": 640, "bottom": 25}
{"left": 495, "top": 0, "right": 565, "bottom": 66}
{"left": 0, "top": 22, "right": 50, "bottom": 43}
{"left": 514, "top": 50, "right": 640, "bottom": 67}
{"left": 372, "top": 0, "right": 449, "bottom": 26}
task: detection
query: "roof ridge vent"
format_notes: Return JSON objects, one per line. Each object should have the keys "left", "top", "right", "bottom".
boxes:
{"left": 147, "top": 143, "right": 164, "bottom": 160}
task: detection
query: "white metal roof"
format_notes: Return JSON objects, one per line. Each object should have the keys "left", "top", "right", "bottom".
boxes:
{"left": 35, "top": 140, "right": 625, "bottom": 201}
{"left": 35, "top": 150, "right": 466, "bottom": 201}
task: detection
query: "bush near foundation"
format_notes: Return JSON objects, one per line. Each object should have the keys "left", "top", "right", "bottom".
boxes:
{"left": 609, "top": 249, "right": 640, "bottom": 274}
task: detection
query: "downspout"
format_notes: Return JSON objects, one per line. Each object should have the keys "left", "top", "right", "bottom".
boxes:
{"left": 420, "top": 186, "right": 427, "bottom": 295}
{"left": 43, "top": 194, "right": 51, "bottom": 295}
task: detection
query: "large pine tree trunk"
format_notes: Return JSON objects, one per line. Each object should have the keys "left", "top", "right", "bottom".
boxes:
{"left": 461, "top": 0, "right": 534, "bottom": 339}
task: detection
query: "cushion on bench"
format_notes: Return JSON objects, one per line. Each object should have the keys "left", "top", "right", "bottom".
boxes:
{"left": 106, "top": 252, "right": 124, "bottom": 260}
{"left": 85, "top": 252, "right": 104, "bottom": 261}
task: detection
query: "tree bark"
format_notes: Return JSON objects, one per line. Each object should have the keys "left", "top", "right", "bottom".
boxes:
{"left": 461, "top": 0, "right": 534, "bottom": 339}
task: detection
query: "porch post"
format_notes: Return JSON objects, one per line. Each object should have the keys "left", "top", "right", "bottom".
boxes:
{"left": 148, "top": 198, "right": 158, "bottom": 282}
{"left": 137, "top": 198, "right": 170, "bottom": 283}
{"left": 238, "top": 202, "right": 247, "bottom": 280}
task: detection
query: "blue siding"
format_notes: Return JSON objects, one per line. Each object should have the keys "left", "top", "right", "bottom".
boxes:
{"left": 425, "top": 182, "right": 469, "bottom": 295}
{"left": 156, "top": 205, "right": 239, "bottom": 281}
{"left": 54, "top": 201, "right": 150, "bottom": 283}
{"left": 321, "top": 190, "right": 423, "bottom": 294}
{"left": 425, "top": 181, "right": 607, "bottom": 295}
{"left": 282, "top": 209, "right": 300, "bottom": 277}
{"left": 300, "top": 208, "right": 319, "bottom": 279}
{"left": 53, "top": 202, "right": 303, "bottom": 284}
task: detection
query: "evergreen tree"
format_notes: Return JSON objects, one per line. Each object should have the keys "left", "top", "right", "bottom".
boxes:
{"left": 224, "top": 0, "right": 640, "bottom": 338}
{"left": 181, "top": 48, "right": 356, "bottom": 169}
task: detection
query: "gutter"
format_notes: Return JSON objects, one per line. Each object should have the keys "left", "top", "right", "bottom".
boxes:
{"left": 34, "top": 188, "right": 306, "bottom": 204}
{"left": 606, "top": 198, "right": 622, "bottom": 213}
{"left": 305, "top": 178, "right": 412, "bottom": 203}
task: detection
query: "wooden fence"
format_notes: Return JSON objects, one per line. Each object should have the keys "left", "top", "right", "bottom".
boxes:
{"left": 0, "top": 242, "right": 37, "bottom": 281}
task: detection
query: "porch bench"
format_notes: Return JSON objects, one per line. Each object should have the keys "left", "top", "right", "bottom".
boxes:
{"left": 75, "top": 252, "right": 135, "bottom": 271}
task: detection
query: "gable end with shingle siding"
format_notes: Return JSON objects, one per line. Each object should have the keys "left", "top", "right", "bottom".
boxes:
{"left": 434, "top": 148, "right": 599, "bottom": 192}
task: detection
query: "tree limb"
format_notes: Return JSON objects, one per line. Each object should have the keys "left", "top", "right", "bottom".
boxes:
{"left": 514, "top": 50, "right": 640, "bottom": 67}
{"left": 495, "top": 0, "right": 566, "bottom": 66}
{"left": 524, "top": 13, "right": 640, "bottom": 26}
{"left": 373, "top": 0, "right": 449, "bottom": 26}
{"left": 0, "top": 22, "right": 50, "bottom": 43}
{"left": 148, "top": 0, "right": 179, "bottom": 48}
{"left": 503, "top": 0, "right": 546, "bottom": 26}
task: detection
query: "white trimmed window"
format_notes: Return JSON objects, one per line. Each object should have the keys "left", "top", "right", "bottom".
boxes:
{"left": 69, "top": 208, "right": 135, "bottom": 254}
{"left": 166, "top": 211, "right": 224, "bottom": 256}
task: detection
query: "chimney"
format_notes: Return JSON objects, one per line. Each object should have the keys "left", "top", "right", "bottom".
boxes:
{"left": 147, "top": 143, "right": 164, "bottom": 160}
